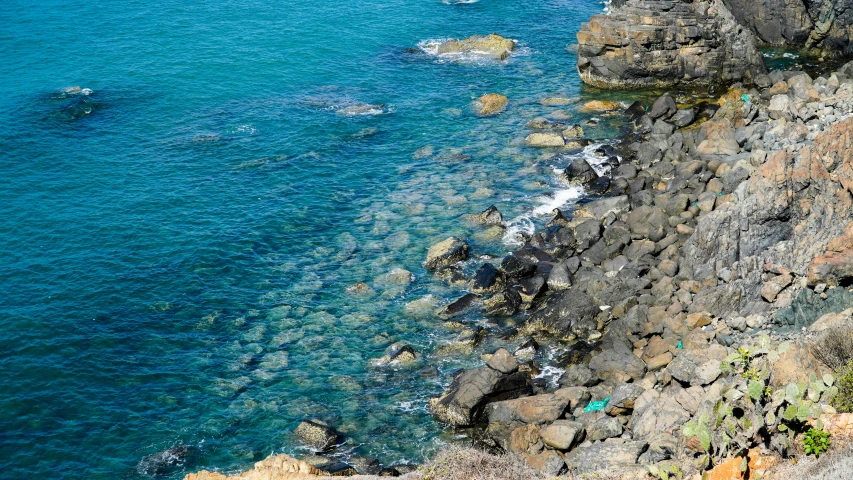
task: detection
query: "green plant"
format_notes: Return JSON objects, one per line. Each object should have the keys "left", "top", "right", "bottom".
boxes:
{"left": 647, "top": 462, "right": 683, "bottom": 480}
{"left": 830, "top": 360, "right": 853, "bottom": 413}
{"left": 803, "top": 427, "right": 831, "bottom": 457}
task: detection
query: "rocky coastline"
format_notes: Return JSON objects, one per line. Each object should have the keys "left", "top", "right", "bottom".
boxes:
{"left": 184, "top": 18, "right": 853, "bottom": 480}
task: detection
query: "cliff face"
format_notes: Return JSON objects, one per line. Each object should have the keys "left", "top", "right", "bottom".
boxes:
{"left": 577, "top": 0, "right": 853, "bottom": 89}
{"left": 727, "top": 0, "right": 853, "bottom": 55}
{"left": 576, "top": 0, "right": 767, "bottom": 89}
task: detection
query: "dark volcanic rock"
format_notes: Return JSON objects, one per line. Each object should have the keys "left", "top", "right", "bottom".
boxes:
{"left": 437, "top": 293, "right": 481, "bottom": 319}
{"left": 472, "top": 263, "right": 506, "bottom": 295}
{"left": 648, "top": 93, "right": 677, "bottom": 120}
{"left": 429, "top": 367, "right": 532, "bottom": 426}
{"left": 563, "top": 158, "right": 599, "bottom": 185}
{"left": 527, "top": 288, "right": 600, "bottom": 337}
{"left": 576, "top": 0, "right": 766, "bottom": 88}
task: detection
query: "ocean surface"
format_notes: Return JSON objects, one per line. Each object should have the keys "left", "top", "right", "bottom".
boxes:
{"left": 0, "top": 0, "right": 624, "bottom": 477}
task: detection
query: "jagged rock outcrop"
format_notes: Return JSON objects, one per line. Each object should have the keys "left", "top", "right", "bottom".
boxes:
{"left": 727, "top": 0, "right": 853, "bottom": 55}
{"left": 683, "top": 116, "right": 853, "bottom": 318}
{"left": 184, "top": 454, "right": 325, "bottom": 480}
{"left": 576, "top": 0, "right": 766, "bottom": 88}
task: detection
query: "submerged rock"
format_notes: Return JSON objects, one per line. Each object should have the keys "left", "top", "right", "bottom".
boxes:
{"left": 293, "top": 420, "right": 339, "bottom": 452}
{"left": 475, "top": 93, "right": 509, "bottom": 116}
{"left": 525, "top": 132, "right": 566, "bottom": 147}
{"left": 138, "top": 445, "right": 195, "bottom": 477}
{"left": 371, "top": 341, "right": 417, "bottom": 366}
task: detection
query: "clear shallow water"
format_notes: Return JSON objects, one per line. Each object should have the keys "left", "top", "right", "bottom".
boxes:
{"left": 0, "top": 0, "right": 618, "bottom": 477}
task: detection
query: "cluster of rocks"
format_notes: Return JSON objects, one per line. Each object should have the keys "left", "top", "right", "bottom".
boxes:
{"left": 420, "top": 64, "right": 853, "bottom": 477}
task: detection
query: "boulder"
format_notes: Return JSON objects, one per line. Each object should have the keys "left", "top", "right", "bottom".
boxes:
{"left": 648, "top": 94, "right": 677, "bottom": 120}
{"left": 667, "top": 345, "right": 727, "bottom": 386}
{"left": 671, "top": 109, "right": 696, "bottom": 127}
{"left": 429, "top": 367, "right": 531, "bottom": 426}
{"left": 539, "top": 420, "right": 585, "bottom": 451}
{"left": 476, "top": 93, "right": 508, "bottom": 116}
{"left": 562, "top": 125, "right": 585, "bottom": 138}
{"left": 436, "top": 293, "right": 481, "bottom": 319}
{"left": 587, "top": 416, "right": 623, "bottom": 441}
{"left": 435, "top": 34, "right": 516, "bottom": 60}
{"left": 472, "top": 205, "right": 504, "bottom": 226}
{"left": 563, "top": 158, "right": 599, "bottom": 185}
{"left": 522, "top": 450, "right": 566, "bottom": 476}
{"left": 293, "top": 420, "right": 339, "bottom": 451}
{"left": 471, "top": 263, "right": 506, "bottom": 295}
{"left": 525, "top": 132, "right": 566, "bottom": 147}
{"left": 371, "top": 342, "right": 417, "bottom": 366}
{"left": 487, "top": 348, "right": 519, "bottom": 374}
{"left": 546, "top": 261, "right": 575, "bottom": 291}
{"left": 631, "top": 389, "right": 690, "bottom": 440}
{"left": 564, "top": 440, "right": 647, "bottom": 475}
{"left": 486, "top": 387, "right": 589, "bottom": 443}
{"left": 579, "top": 100, "right": 621, "bottom": 112}
{"left": 138, "top": 445, "right": 195, "bottom": 477}
{"left": 183, "top": 453, "right": 323, "bottom": 480}
{"left": 696, "top": 119, "right": 740, "bottom": 157}
{"left": 760, "top": 274, "right": 792, "bottom": 302}
{"left": 425, "top": 237, "right": 469, "bottom": 270}
{"left": 769, "top": 342, "right": 829, "bottom": 389}
{"left": 526, "top": 288, "right": 600, "bottom": 338}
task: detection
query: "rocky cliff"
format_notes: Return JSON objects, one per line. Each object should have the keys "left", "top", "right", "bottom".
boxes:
{"left": 727, "top": 0, "right": 853, "bottom": 55}
{"left": 576, "top": 0, "right": 767, "bottom": 89}
{"left": 577, "top": 0, "right": 853, "bottom": 89}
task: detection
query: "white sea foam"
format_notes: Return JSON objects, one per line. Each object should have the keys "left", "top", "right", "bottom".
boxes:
{"left": 333, "top": 102, "right": 392, "bottom": 116}
{"left": 442, "top": 0, "right": 480, "bottom": 4}
{"left": 501, "top": 142, "right": 619, "bottom": 247}
{"left": 535, "top": 365, "right": 566, "bottom": 390}
{"left": 531, "top": 186, "right": 584, "bottom": 216}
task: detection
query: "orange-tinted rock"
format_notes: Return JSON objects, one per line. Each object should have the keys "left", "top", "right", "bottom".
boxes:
{"left": 705, "top": 456, "right": 746, "bottom": 480}
{"left": 476, "top": 93, "right": 508, "bottom": 116}
{"left": 184, "top": 454, "right": 324, "bottom": 480}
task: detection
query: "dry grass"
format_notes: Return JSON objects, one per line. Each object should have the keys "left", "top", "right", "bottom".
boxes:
{"left": 813, "top": 326, "right": 853, "bottom": 370}
{"left": 767, "top": 444, "right": 853, "bottom": 479}
{"left": 402, "top": 447, "right": 546, "bottom": 480}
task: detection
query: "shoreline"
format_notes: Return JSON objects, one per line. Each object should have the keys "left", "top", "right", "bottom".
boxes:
{"left": 184, "top": 28, "right": 853, "bottom": 480}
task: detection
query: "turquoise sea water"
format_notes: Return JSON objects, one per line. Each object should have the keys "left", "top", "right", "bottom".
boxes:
{"left": 0, "top": 0, "right": 615, "bottom": 477}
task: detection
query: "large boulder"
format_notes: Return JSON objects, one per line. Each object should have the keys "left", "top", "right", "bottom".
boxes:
{"left": 485, "top": 387, "right": 589, "bottom": 445}
{"left": 631, "top": 389, "right": 691, "bottom": 440}
{"left": 435, "top": 34, "right": 516, "bottom": 60}
{"left": 429, "top": 367, "right": 531, "bottom": 426}
{"left": 667, "top": 345, "right": 728, "bottom": 386}
{"left": 564, "top": 441, "right": 648, "bottom": 476}
{"left": 425, "top": 237, "right": 469, "bottom": 270}
{"left": 526, "top": 288, "right": 601, "bottom": 338}
{"left": 293, "top": 420, "right": 339, "bottom": 452}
